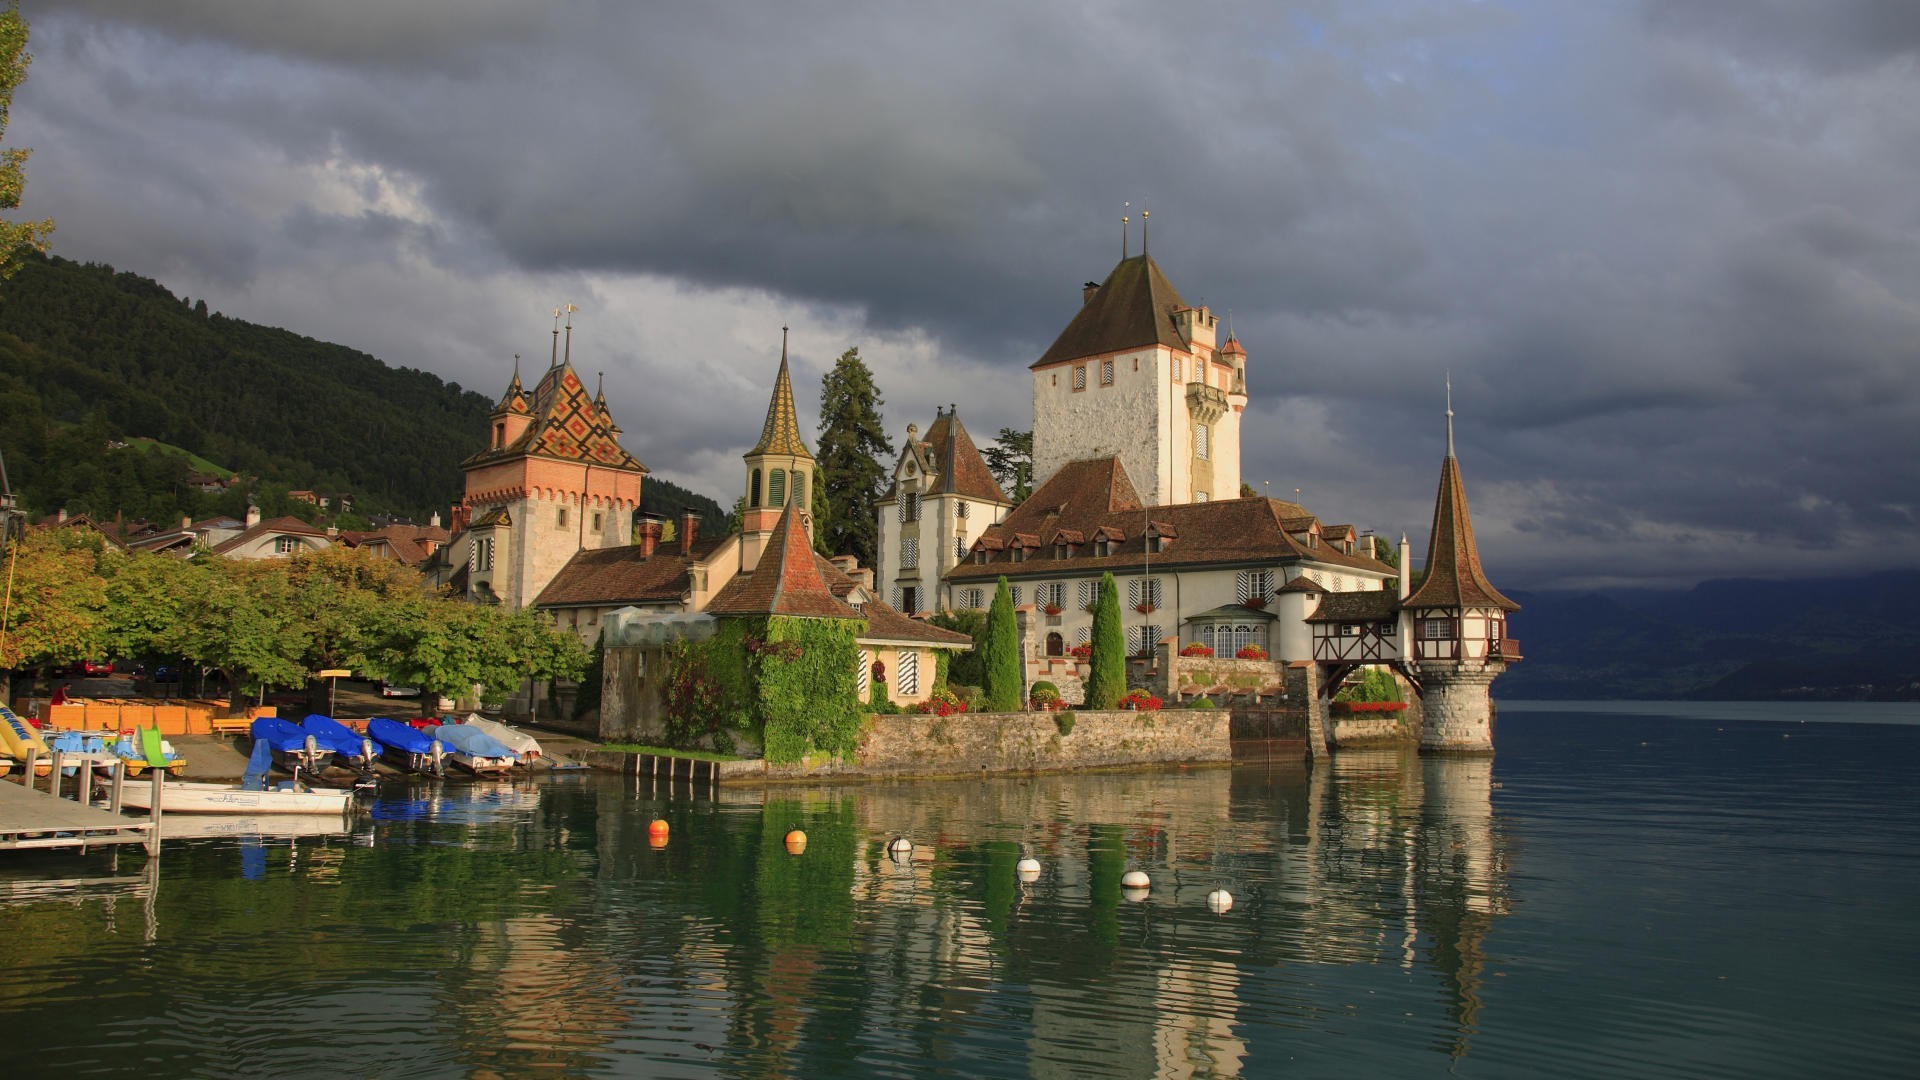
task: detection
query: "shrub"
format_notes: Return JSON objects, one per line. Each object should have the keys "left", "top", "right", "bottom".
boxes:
{"left": 929, "top": 610, "right": 988, "bottom": 687}
{"left": 913, "top": 687, "right": 969, "bottom": 716}
{"left": 1179, "top": 643, "right": 1213, "bottom": 657}
{"left": 948, "top": 683, "right": 980, "bottom": 709}
{"left": 1029, "top": 680, "right": 1062, "bottom": 710}
{"left": 1335, "top": 666, "right": 1404, "bottom": 704}
{"left": 1189, "top": 696, "right": 1215, "bottom": 708}
{"left": 1235, "top": 645, "right": 1268, "bottom": 660}
{"left": 1069, "top": 642, "right": 1092, "bottom": 660}
{"left": 1085, "top": 573, "right": 1126, "bottom": 709}
{"left": 1054, "top": 711, "right": 1075, "bottom": 736}
{"left": 982, "top": 577, "right": 1024, "bottom": 711}
{"left": 1119, "top": 687, "right": 1163, "bottom": 711}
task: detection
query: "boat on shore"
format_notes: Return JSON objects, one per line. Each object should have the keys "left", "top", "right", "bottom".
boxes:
{"left": 426, "top": 722, "right": 519, "bottom": 777}
{"left": 0, "top": 704, "right": 53, "bottom": 776}
{"left": 111, "top": 738, "right": 359, "bottom": 814}
{"left": 300, "top": 714, "right": 378, "bottom": 770}
{"left": 251, "top": 716, "right": 327, "bottom": 772}
{"left": 367, "top": 717, "right": 445, "bottom": 776}
{"left": 456, "top": 715, "right": 543, "bottom": 763}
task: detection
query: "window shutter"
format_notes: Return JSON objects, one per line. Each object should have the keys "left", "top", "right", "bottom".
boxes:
{"left": 898, "top": 650, "right": 919, "bottom": 696}
{"left": 857, "top": 651, "right": 872, "bottom": 697}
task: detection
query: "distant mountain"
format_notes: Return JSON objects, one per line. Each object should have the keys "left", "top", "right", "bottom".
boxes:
{"left": 1500, "top": 570, "right": 1920, "bottom": 701}
{"left": 0, "top": 252, "right": 725, "bottom": 532}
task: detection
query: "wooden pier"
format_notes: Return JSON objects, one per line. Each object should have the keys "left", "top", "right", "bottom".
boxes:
{"left": 0, "top": 753, "right": 161, "bottom": 855}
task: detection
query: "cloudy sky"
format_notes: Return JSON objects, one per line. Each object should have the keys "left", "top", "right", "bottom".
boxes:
{"left": 13, "top": 1, "right": 1920, "bottom": 590}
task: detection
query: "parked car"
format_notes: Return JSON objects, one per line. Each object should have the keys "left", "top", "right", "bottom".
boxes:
{"left": 379, "top": 681, "right": 421, "bottom": 698}
{"left": 151, "top": 665, "right": 181, "bottom": 683}
{"left": 81, "top": 659, "right": 113, "bottom": 677}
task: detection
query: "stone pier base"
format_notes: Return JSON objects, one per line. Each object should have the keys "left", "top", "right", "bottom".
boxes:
{"left": 1417, "top": 666, "right": 1501, "bottom": 753}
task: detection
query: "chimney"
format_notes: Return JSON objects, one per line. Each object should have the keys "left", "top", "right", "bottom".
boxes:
{"left": 326, "top": 525, "right": 338, "bottom": 539}
{"left": 1083, "top": 280, "right": 1101, "bottom": 305}
{"left": 56, "top": 508, "right": 67, "bottom": 524}
{"left": 636, "top": 517, "right": 663, "bottom": 558}
{"left": 830, "top": 555, "right": 859, "bottom": 575}
{"left": 181, "top": 514, "right": 192, "bottom": 530}
{"left": 679, "top": 508, "right": 699, "bottom": 556}
{"left": 245, "top": 505, "right": 261, "bottom": 528}
{"left": 850, "top": 567, "right": 874, "bottom": 591}
{"left": 430, "top": 510, "right": 441, "bottom": 529}
{"left": 1397, "top": 533, "right": 1412, "bottom": 600}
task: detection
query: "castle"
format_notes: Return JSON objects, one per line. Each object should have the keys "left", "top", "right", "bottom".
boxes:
{"left": 445, "top": 243, "right": 1517, "bottom": 752}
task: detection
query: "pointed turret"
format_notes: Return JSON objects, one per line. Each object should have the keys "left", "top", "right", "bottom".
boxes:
{"left": 1404, "top": 415, "right": 1517, "bottom": 614}
{"left": 740, "top": 328, "right": 817, "bottom": 555}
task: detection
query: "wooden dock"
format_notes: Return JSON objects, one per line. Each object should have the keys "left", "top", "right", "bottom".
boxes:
{"left": 0, "top": 760, "right": 160, "bottom": 854}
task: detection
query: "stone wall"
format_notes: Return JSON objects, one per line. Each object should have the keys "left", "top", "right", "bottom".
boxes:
{"left": 1419, "top": 667, "right": 1501, "bottom": 753}
{"left": 763, "top": 708, "right": 1230, "bottom": 780}
{"left": 1329, "top": 712, "right": 1410, "bottom": 747}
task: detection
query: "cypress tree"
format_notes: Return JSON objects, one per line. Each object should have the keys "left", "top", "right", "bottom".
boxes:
{"left": 1085, "top": 572, "right": 1126, "bottom": 709}
{"left": 982, "top": 575, "right": 1023, "bottom": 711}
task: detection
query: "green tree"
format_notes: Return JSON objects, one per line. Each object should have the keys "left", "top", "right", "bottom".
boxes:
{"left": 0, "top": 5, "right": 51, "bottom": 285}
{"left": 982, "top": 428, "right": 1033, "bottom": 503}
{"left": 1084, "top": 572, "right": 1125, "bottom": 709}
{"left": 814, "top": 347, "right": 889, "bottom": 566}
{"left": 981, "top": 576, "right": 1022, "bottom": 711}
{"left": 928, "top": 608, "right": 986, "bottom": 688}
{"left": 0, "top": 529, "right": 106, "bottom": 700}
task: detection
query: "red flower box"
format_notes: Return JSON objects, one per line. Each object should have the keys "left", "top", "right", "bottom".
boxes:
{"left": 1235, "top": 646, "right": 1268, "bottom": 660}
{"left": 1330, "top": 700, "right": 1409, "bottom": 715}
{"left": 1179, "top": 643, "right": 1214, "bottom": 657}
{"left": 1043, "top": 604, "right": 1062, "bottom": 616}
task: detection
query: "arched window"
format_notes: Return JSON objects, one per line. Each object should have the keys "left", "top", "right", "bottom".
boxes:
{"left": 769, "top": 469, "right": 787, "bottom": 506}
{"left": 1046, "top": 632, "right": 1064, "bottom": 657}
{"left": 494, "top": 423, "right": 505, "bottom": 448}
{"left": 750, "top": 469, "right": 763, "bottom": 508}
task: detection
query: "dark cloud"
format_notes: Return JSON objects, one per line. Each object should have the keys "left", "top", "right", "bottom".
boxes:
{"left": 11, "top": 0, "right": 1920, "bottom": 588}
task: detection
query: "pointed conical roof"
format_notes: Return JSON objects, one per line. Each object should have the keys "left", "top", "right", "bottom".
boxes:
{"left": 1032, "top": 253, "right": 1190, "bottom": 368}
{"left": 462, "top": 355, "right": 646, "bottom": 472}
{"left": 493, "top": 359, "right": 530, "bottom": 415}
{"left": 749, "top": 330, "right": 813, "bottom": 460}
{"left": 921, "top": 407, "right": 1009, "bottom": 503}
{"left": 706, "top": 499, "right": 859, "bottom": 619}
{"left": 1403, "top": 450, "right": 1519, "bottom": 612}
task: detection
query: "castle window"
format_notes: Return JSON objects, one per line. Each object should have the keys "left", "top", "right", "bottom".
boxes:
{"left": 956, "top": 502, "right": 968, "bottom": 520}
{"left": 592, "top": 512, "right": 603, "bottom": 533}
{"left": 955, "top": 537, "right": 967, "bottom": 560}
{"left": 1009, "top": 586, "right": 1022, "bottom": 605}
{"left": 1130, "top": 624, "right": 1164, "bottom": 657}
{"left": 1012, "top": 545, "right": 1026, "bottom": 563}
{"left": 1041, "top": 582, "right": 1067, "bottom": 609}
{"left": 902, "top": 537, "right": 918, "bottom": 569}
{"left": 898, "top": 650, "right": 920, "bottom": 696}
{"left": 557, "top": 506, "right": 568, "bottom": 528}
{"left": 1046, "top": 632, "right": 1064, "bottom": 657}
{"left": 1172, "top": 359, "right": 1182, "bottom": 382}
{"left": 1095, "top": 537, "right": 1110, "bottom": 557}
{"left": 795, "top": 471, "right": 807, "bottom": 507}
{"left": 1073, "top": 365, "right": 1087, "bottom": 391}
{"left": 901, "top": 586, "right": 920, "bottom": 614}
{"left": 473, "top": 537, "right": 494, "bottom": 572}
{"left": 1079, "top": 580, "right": 1097, "bottom": 608}
{"left": 1101, "top": 359, "right": 1114, "bottom": 386}
{"left": 769, "top": 469, "right": 787, "bottom": 507}
{"left": 750, "top": 469, "right": 762, "bottom": 508}
{"left": 1196, "top": 423, "right": 1210, "bottom": 460}
{"left": 1055, "top": 542, "right": 1067, "bottom": 560}
{"left": 494, "top": 423, "right": 505, "bottom": 448}
{"left": 1127, "top": 577, "right": 1163, "bottom": 610}
{"left": 1237, "top": 569, "right": 1274, "bottom": 602}
{"left": 1196, "top": 492, "right": 1209, "bottom": 502}
{"left": 962, "top": 587, "right": 984, "bottom": 610}
{"left": 274, "top": 536, "right": 299, "bottom": 555}
{"left": 975, "top": 549, "right": 988, "bottom": 565}
{"left": 901, "top": 492, "right": 919, "bottom": 522}
{"left": 1423, "top": 617, "right": 1454, "bottom": 640}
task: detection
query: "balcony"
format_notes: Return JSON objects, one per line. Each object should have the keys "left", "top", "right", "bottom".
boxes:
{"left": 1492, "top": 638, "right": 1522, "bottom": 661}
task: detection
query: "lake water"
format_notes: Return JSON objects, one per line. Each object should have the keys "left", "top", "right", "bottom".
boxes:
{"left": 2, "top": 703, "right": 1916, "bottom": 1077}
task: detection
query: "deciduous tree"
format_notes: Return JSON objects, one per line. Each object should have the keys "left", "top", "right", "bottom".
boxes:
{"left": 0, "top": 529, "right": 106, "bottom": 698}
{"left": 0, "top": 5, "right": 51, "bottom": 285}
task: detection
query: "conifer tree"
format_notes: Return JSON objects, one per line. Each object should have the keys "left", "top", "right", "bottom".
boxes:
{"left": 981, "top": 575, "right": 1023, "bottom": 711}
{"left": 0, "top": 5, "right": 51, "bottom": 285}
{"left": 814, "top": 347, "right": 889, "bottom": 566}
{"left": 982, "top": 428, "right": 1033, "bottom": 503}
{"left": 1085, "top": 572, "right": 1126, "bottom": 709}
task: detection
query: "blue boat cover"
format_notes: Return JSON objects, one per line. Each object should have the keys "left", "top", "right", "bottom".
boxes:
{"left": 367, "top": 717, "right": 434, "bottom": 755}
{"left": 431, "top": 722, "right": 518, "bottom": 761}
{"left": 300, "top": 714, "right": 368, "bottom": 757}
{"left": 241, "top": 737, "right": 273, "bottom": 790}
{"left": 250, "top": 716, "right": 309, "bottom": 752}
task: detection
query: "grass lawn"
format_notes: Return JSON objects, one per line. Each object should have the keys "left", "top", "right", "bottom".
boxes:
{"left": 126, "top": 436, "right": 232, "bottom": 478}
{"left": 597, "top": 743, "right": 741, "bottom": 762}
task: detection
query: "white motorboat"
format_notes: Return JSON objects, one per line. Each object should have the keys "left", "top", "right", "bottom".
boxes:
{"left": 457, "top": 715, "right": 543, "bottom": 762}
{"left": 113, "top": 780, "right": 356, "bottom": 815}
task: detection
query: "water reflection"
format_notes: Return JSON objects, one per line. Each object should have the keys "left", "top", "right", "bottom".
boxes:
{"left": 0, "top": 752, "right": 1510, "bottom": 1077}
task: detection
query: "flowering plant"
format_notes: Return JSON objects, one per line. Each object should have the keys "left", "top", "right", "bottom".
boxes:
{"left": 1069, "top": 642, "right": 1092, "bottom": 659}
{"left": 1179, "top": 643, "right": 1213, "bottom": 657}
{"left": 1119, "top": 688, "right": 1163, "bottom": 711}
{"left": 1135, "top": 602, "right": 1157, "bottom": 614}
{"left": 1240, "top": 595, "right": 1270, "bottom": 611}
{"left": 913, "top": 688, "right": 969, "bottom": 716}
{"left": 1331, "top": 700, "right": 1408, "bottom": 715}
{"left": 1029, "top": 681, "right": 1063, "bottom": 711}
{"left": 1043, "top": 604, "right": 1062, "bottom": 616}
{"left": 1235, "top": 645, "right": 1268, "bottom": 660}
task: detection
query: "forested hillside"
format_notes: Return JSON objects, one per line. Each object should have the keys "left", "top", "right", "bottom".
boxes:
{"left": 0, "top": 253, "right": 724, "bottom": 531}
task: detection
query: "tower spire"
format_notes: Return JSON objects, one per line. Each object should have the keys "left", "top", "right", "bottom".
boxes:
{"left": 1141, "top": 206, "right": 1148, "bottom": 255}
{"left": 1122, "top": 201, "right": 1130, "bottom": 260}
{"left": 563, "top": 302, "right": 577, "bottom": 368}
{"left": 1446, "top": 373, "right": 1455, "bottom": 459}
{"left": 748, "top": 326, "right": 812, "bottom": 458}
{"left": 550, "top": 307, "right": 561, "bottom": 368}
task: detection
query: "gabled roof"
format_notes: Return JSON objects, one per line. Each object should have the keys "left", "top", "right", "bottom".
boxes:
{"left": 534, "top": 536, "right": 730, "bottom": 608}
{"left": 1306, "top": 591, "right": 1401, "bottom": 624}
{"left": 921, "top": 408, "right": 1009, "bottom": 504}
{"left": 1033, "top": 254, "right": 1191, "bottom": 368}
{"left": 1404, "top": 452, "right": 1519, "bottom": 612}
{"left": 706, "top": 502, "right": 856, "bottom": 619}
{"left": 949, "top": 456, "right": 1396, "bottom": 583}
{"left": 462, "top": 358, "right": 647, "bottom": 473}
{"left": 211, "top": 516, "right": 329, "bottom": 555}
{"left": 749, "top": 333, "right": 813, "bottom": 460}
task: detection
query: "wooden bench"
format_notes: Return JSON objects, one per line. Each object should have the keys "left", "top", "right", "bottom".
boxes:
{"left": 208, "top": 715, "right": 254, "bottom": 735}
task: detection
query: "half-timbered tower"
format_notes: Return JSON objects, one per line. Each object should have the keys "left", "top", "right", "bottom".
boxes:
{"left": 1400, "top": 405, "right": 1521, "bottom": 752}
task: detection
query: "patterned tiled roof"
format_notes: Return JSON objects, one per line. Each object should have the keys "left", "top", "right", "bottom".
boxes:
{"left": 749, "top": 332, "right": 813, "bottom": 459}
{"left": 948, "top": 456, "right": 1396, "bottom": 583}
{"left": 706, "top": 502, "right": 855, "bottom": 618}
{"left": 1403, "top": 452, "right": 1519, "bottom": 612}
{"left": 921, "top": 408, "right": 1009, "bottom": 504}
{"left": 1033, "top": 254, "right": 1191, "bottom": 368}
{"left": 463, "top": 359, "right": 647, "bottom": 473}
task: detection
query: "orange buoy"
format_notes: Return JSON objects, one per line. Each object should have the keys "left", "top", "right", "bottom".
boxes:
{"left": 648, "top": 819, "right": 669, "bottom": 844}
{"left": 785, "top": 828, "right": 808, "bottom": 855}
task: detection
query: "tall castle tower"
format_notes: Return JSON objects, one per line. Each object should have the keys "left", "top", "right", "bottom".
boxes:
{"left": 739, "top": 329, "right": 816, "bottom": 570}
{"left": 457, "top": 314, "right": 647, "bottom": 610}
{"left": 1402, "top": 397, "right": 1520, "bottom": 752}
{"left": 875, "top": 405, "right": 1011, "bottom": 614}
{"left": 1029, "top": 246, "right": 1246, "bottom": 506}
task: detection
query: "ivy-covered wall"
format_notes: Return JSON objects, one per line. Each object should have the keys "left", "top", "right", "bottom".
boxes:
{"left": 757, "top": 616, "right": 864, "bottom": 764}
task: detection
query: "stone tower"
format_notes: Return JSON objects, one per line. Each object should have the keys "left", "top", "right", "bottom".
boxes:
{"left": 1029, "top": 251, "right": 1244, "bottom": 507}
{"left": 457, "top": 319, "right": 647, "bottom": 610}
{"left": 740, "top": 328, "right": 816, "bottom": 571}
{"left": 1402, "top": 400, "right": 1520, "bottom": 752}
{"left": 875, "top": 405, "right": 1011, "bottom": 614}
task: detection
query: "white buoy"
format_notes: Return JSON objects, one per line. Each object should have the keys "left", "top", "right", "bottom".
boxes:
{"left": 1123, "top": 886, "right": 1150, "bottom": 903}
{"left": 1016, "top": 857, "right": 1041, "bottom": 880}
{"left": 887, "top": 835, "right": 913, "bottom": 856}
{"left": 1207, "top": 889, "right": 1234, "bottom": 913}
{"left": 1121, "top": 870, "right": 1150, "bottom": 890}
